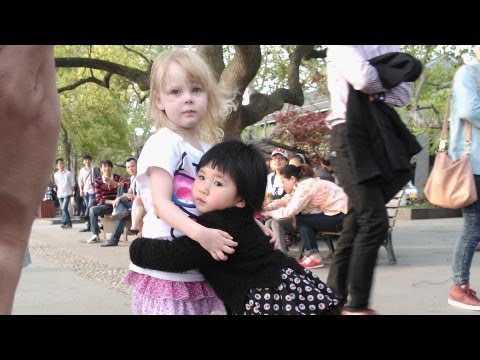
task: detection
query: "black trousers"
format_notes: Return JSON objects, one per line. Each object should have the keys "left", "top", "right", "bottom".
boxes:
{"left": 326, "top": 123, "right": 409, "bottom": 310}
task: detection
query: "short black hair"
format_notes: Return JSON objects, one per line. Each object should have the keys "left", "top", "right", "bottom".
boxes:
{"left": 55, "top": 158, "right": 64, "bottom": 164}
{"left": 198, "top": 140, "right": 268, "bottom": 214}
{"left": 83, "top": 155, "right": 92, "bottom": 161}
{"left": 100, "top": 159, "right": 113, "bottom": 168}
{"left": 125, "top": 157, "right": 137, "bottom": 164}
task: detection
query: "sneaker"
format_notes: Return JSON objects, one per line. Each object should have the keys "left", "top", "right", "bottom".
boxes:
{"left": 64, "top": 224, "right": 72, "bottom": 229}
{"left": 101, "top": 240, "right": 118, "bottom": 247}
{"left": 87, "top": 234, "right": 99, "bottom": 244}
{"left": 341, "top": 308, "right": 377, "bottom": 315}
{"left": 298, "top": 256, "right": 324, "bottom": 269}
{"left": 110, "top": 210, "right": 129, "bottom": 221}
{"left": 448, "top": 284, "right": 480, "bottom": 310}
{"left": 60, "top": 224, "right": 66, "bottom": 229}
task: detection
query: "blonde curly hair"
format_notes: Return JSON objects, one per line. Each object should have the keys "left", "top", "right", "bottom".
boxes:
{"left": 147, "top": 48, "right": 236, "bottom": 145}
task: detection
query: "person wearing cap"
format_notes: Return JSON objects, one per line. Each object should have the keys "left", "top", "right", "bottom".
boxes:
{"left": 266, "top": 148, "right": 289, "bottom": 202}
{"left": 264, "top": 148, "right": 292, "bottom": 253}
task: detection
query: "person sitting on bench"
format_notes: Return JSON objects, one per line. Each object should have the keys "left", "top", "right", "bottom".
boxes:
{"left": 263, "top": 164, "right": 348, "bottom": 269}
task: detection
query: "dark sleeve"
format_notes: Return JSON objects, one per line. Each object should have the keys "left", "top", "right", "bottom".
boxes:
{"left": 116, "top": 175, "right": 129, "bottom": 192}
{"left": 129, "top": 236, "right": 216, "bottom": 273}
{"left": 94, "top": 177, "right": 104, "bottom": 204}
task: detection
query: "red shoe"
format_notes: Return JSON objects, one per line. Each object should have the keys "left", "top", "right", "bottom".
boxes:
{"left": 341, "top": 308, "right": 377, "bottom": 315}
{"left": 298, "top": 256, "right": 324, "bottom": 269}
{"left": 448, "top": 284, "right": 480, "bottom": 310}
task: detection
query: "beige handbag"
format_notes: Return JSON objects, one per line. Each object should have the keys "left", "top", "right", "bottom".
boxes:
{"left": 424, "top": 96, "right": 477, "bottom": 209}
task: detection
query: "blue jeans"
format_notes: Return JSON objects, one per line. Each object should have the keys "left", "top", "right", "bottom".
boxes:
{"left": 83, "top": 193, "right": 96, "bottom": 218}
{"left": 89, "top": 204, "right": 113, "bottom": 235}
{"left": 110, "top": 217, "right": 128, "bottom": 243}
{"left": 59, "top": 195, "right": 72, "bottom": 225}
{"left": 296, "top": 213, "right": 344, "bottom": 256}
{"left": 452, "top": 174, "right": 480, "bottom": 285}
{"left": 113, "top": 199, "right": 132, "bottom": 214}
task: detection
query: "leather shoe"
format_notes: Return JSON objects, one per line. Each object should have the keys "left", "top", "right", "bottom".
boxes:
{"left": 101, "top": 241, "right": 118, "bottom": 247}
{"left": 79, "top": 228, "right": 90, "bottom": 232}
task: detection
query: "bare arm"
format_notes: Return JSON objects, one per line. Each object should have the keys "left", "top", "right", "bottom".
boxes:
{"left": 150, "top": 167, "right": 237, "bottom": 261}
{"left": 0, "top": 45, "right": 61, "bottom": 314}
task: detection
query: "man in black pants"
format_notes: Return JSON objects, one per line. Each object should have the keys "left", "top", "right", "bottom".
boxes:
{"left": 324, "top": 46, "right": 422, "bottom": 314}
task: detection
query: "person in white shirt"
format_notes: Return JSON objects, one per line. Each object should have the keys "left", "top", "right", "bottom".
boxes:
{"left": 53, "top": 158, "right": 75, "bottom": 229}
{"left": 78, "top": 155, "right": 99, "bottom": 228}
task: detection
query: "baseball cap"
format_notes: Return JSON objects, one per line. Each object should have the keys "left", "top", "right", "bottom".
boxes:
{"left": 271, "top": 148, "right": 288, "bottom": 160}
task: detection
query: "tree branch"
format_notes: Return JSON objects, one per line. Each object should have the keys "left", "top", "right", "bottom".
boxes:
{"left": 58, "top": 76, "right": 109, "bottom": 93}
{"left": 197, "top": 45, "right": 224, "bottom": 81}
{"left": 55, "top": 57, "right": 150, "bottom": 91}
{"left": 122, "top": 45, "right": 150, "bottom": 63}
{"left": 242, "top": 45, "right": 314, "bottom": 124}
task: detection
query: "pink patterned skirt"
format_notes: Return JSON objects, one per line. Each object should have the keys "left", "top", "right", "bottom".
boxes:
{"left": 124, "top": 270, "right": 226, "bottom": 315}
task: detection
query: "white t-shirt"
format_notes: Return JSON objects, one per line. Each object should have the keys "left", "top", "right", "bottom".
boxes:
{"left": 54, "top": 170, "right": 75, "bottom": 198}
{"left": 266, "top": 172, "right": 285, "bottom": 199}
{"left": 129, "top": 127, "right": 210, "bottom": 282}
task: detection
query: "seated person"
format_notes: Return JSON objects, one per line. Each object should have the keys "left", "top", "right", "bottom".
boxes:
{"left": 263, "top": 164, "right": 348, "bottom": 269}
{"left": 86, "top": 160, "right": 129, "bottom": 244}
{"left": 111, "top": 157, "right": 138, "bottom": 221}
{"left": 288, "top": 153, "right": 309, "bottom": 167}
{"left": 129, "top": 140, "right": 340, "bottom": 315}
{"left": 317, "top": 158, "right": 337, "bottom": 184}
{"left": 265, "top": 148, "right": 289, "bottom": 202}
{"left": 129, "top": 195, "right": 145, "bottom": 236}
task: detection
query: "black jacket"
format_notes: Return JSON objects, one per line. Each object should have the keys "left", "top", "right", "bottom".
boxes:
{"left": 346, "top": 52, "right": 423, "bottom": 201}
{"left": 129, "top": 207, "right": 305, "bottom": 314}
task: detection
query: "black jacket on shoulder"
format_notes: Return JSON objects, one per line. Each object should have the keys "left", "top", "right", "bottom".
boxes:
{"left": 346, "top": 52, "right": 423, "bottom": 201}
{"left": 129, "top": 207, "right": 304, "bottom": 314}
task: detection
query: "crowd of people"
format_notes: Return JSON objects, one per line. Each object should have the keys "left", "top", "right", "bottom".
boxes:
{"left": 2, "top": 45, "right": 480, "bottom": 315}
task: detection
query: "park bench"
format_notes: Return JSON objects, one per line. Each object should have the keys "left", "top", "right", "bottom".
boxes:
{"left": 292, "top": 189, "right": 405, "bottom": 265}
{"left": 100, "top": 215, "right": 132, "bottom": 243}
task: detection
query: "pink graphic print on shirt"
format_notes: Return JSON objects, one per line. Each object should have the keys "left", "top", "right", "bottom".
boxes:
{"left": 172, "top": 171, "right": 196, "bottom": 209}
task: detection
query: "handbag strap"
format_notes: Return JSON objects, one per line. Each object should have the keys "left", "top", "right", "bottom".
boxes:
{"left": 438, "top": 92, "right": 472, "bottom": 154}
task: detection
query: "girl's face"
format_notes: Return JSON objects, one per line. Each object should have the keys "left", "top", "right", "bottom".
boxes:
{"left": 155, "top": 61, "right": 208, "bottom": 132}
{"left": 192, "top": 164, "right": 244, "bottom": 213}
{"left": 281, "top": 175, "right": 298, "bottom": 194}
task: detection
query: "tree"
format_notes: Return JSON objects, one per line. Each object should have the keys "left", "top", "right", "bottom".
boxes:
{"left": 55, "top": 45, "right": 327, "bottom": 141}
{"left": 271, "top": 110, "right": 330, "bottom": 164}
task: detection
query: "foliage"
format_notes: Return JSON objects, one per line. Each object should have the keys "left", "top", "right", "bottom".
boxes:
{"left": 53, "top": 44, "right": 476, "bottom": 176}
{"left": 271, "top": 110, "right": 330, "bottom": 161}
{"left": 400, "top": 45, "right": 469, "bottom": 155}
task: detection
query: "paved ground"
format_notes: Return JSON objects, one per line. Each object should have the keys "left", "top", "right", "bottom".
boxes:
{"left": 12, "top": 216, "right": 480, "bottom": 315}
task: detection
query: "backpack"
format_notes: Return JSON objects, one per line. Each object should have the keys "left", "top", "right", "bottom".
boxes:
{"left": 270, "top": 173, "right": 286, "bottom": 200}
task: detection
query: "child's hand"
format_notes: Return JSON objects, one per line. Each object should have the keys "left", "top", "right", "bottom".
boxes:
{"left": 198, "top": 227, "right": 237, "bottom": 261}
